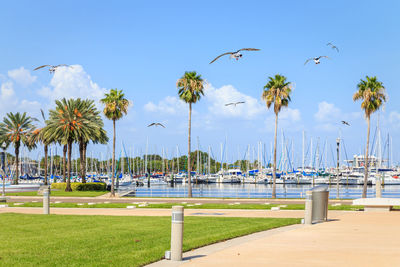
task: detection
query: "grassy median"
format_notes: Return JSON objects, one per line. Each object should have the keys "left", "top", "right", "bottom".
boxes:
{"left": 0, "top": 213, "right": 300, "bottom": 266}
{"left": 6, "top": 190, "right": 108, "bottom": 197}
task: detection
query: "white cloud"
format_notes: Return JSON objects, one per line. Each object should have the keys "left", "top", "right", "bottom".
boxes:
{"left": 38, "top": 64, "right": 106, "bottom": 102}
{"left": 313, "top": 101, "right": 362, "bottom": 132}
{"left": 280, "top": 108, "right": 301, "bottom": 122}
{"left": 314, "top": 101, "right": 340, "bottom": 122}
{"left": 144, "top": 96, "right": 187, "bottom": 115}
{"left": 0, "top": 81, "right": 18, "bottom": 116}
{"left": 204, "top": 83, "right": 264, "bottom": 119}
{"left": 263, "top": 107, "right": 302, "bottom": 132}
{"left": 144, "top": 84, "right": 264, "bottom": 121}
{"left": 0, "top": 81, "right": 16, "bottom": 101}
{"left": 0, "top": 81, "right": 40, "bottom": 119}
{"left": 19, "top": 99, "right": 42, "bottom": 116}
{"left": 8, "top": 67, "right": 37, "bottom": 87}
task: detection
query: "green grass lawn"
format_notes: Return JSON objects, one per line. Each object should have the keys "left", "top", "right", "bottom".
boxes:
{"left": 6, "top": 201, "right": 364, "bottom": 211}
{"left": 0, "top": 213, "right": 300, "bottom": 266}
{"left": 6, "top": 190, "right": 108, "bottom": 197}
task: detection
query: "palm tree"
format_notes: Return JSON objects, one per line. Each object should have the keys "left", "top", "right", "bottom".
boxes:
{"left": 353, "top": 76, "right": 386, "bottom": 198}
{"left": 100, "top": 89, "right": 129, "bottom": 197}
{"left": 262, "top": 74, "right": 292, "bottom": 199}
{"left": 0, "top": 112, "right": 37, "bottom": 184}
{"left": 177, "top": 71, "right": 204, "bottom": 198}
{"left": 28, "top": 110, "right": 54, "bottom": 185}
{"left": 45, "top": 98, "right": 98, "bottom": 191}
{"left": 76, "top": 99, "right": 108, "bottom": 183}
{"left": 80, "top": 128, "right": 108, "bottom": 183}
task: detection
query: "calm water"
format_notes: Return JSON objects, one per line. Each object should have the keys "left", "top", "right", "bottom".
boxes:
{"left": 123, "top": 183, "right": 400, "bottom": 199}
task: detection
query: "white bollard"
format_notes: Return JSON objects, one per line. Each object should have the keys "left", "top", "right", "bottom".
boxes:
{"left": 304, "top": 191, "right": 313, "bottom": 225}
{"left": 43, "top": 188, "right": 50, "bottom": 215}
{"left": 170, "top": 206, "right": 184, "bottom": 261}
{"left": 376, "top": 178, "right": 382, "bottom": 198}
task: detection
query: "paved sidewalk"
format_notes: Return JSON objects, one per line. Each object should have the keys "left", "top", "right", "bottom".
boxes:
{"left": 5, "top": 196, "right": 353, "bottom": 205}
{"left": 147, "top": 224, "right": 303, "bottom": 267}
{"left": 157, "top": 211, "right": 400, "bottom": 267}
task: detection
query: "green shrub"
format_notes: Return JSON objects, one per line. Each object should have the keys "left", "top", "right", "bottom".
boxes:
{"left": 75, "top": 182, "right": 107, "bottom": 191}
{"left": 51, "top": 182, "right": 106, "bottom": 191}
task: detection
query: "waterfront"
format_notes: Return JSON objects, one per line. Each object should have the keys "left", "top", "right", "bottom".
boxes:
{"left": 123, "top": 183, "right": 400, "bottom": 199}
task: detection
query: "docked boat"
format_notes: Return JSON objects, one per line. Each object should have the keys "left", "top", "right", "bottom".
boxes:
{"left": 217, "top": 169, "right": 242, "bottom": 183}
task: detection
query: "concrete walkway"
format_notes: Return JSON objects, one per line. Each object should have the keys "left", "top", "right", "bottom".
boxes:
{"left": 150, "top": 211, "right": 400, "bottom": 267}
{"left": 0, "top": 207, "right": 308, "bottom": 218}
{"left": 5, "top": 195, "right": 353, "bottom": 205}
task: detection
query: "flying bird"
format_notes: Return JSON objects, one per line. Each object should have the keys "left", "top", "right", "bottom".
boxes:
{"left": 209, "top": 48, "right": 260, "bottom": 64}
{"left": 225, "top": 101, "right": 245, "bottom": 107}
{"left": 147, "top": 122, "right": 165, "bottom": 128}
{"left": 341, "top": 120, "right": 350, "bottom": 126}
{"left": 304, "top": 56, "right": 330, "bottom": 65}
{"left": 327, "top": 42, "right": 339, "bottom": 52}
{"left": 34, "top": 64, "right": 70, "bottom": 73}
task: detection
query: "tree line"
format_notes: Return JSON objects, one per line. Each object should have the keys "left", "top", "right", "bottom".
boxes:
{"left": 0, "top": 89, "right": 129, "bottom": 196}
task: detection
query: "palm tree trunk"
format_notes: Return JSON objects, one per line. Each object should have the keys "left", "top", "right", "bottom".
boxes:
{"left": 83, "top": 142, "right": 87, "bottom": 183}
{"left": 65, "top": 141, "right": 72, "bottom": 192}
{"left": 111, "top": 119, "right": 116, "bottom": 197}
{"left": 362, "top": 115, "right": 370, "bottom": 198}
{"left": 44, "top": 145, "right": 48, "bottom": 185}
{"left": 14, "top": 145, "right": 20, "bottom": 185}
{"left": 79, "top": 141, "right": 86, "bottom": 183}
{"left": 20, "top": 156, "right": 23, "bottom": 179}
{"left": 62, "top": 145, "right": 67, "bottom": 182}
{"left": 272, "top": 113, "right": 278, "bottom": 198}
{"left": 187, "top": 103, "right": 192, "bottom": 198}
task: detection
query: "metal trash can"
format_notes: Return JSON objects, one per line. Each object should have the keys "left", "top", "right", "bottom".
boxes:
{"left": 311, "top": 185, "right": 329, "bottom": 223}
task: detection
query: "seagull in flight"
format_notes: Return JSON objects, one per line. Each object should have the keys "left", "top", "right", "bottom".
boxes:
{"left": 341, "top": 120, "right": 350, "bottom": 126}
{"left": 147, "top": 122, "right": 165, "bottom": 128}
{"left": 225, "top": 101, "right": 245, "bottom": 107}
{"left": 209, "top": 48, "right": 260, "bottom": 64}
{"left": 327, "top": 42, "right": 339, "bottom": 52}
{"left": 304, "top": 56, "right": 330, "bottom": 65}
{"left": 34, "top": 64, "right": 70, "bottom": 74}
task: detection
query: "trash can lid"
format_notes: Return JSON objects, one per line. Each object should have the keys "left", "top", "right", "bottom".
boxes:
{"left": 310, "top": 185, "right": 329, "bottom": 192}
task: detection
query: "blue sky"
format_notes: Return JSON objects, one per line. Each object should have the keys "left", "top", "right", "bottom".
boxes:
{"left": 0, "top": 0, "right": 399, "bottom": 166}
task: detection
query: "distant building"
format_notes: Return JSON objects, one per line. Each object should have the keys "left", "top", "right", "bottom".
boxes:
{"left": 345, "top": 155, "right": 381, "bottom": 168}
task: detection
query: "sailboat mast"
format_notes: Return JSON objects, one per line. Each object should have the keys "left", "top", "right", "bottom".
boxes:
{"left": 50, "top": 147, "right": 53, "bottom": 178}
{"left": 197, "top": 137, "right": 199, "bottom": 174}
{"left": 390, "top": 134, "right": 393, "bottom": 168}
{"left": 377, "top": 114, "right": 382, "bottom": 168}
{"left": 162, "top": 147, "right": 165, "bottom": 174}
{"left": 220, "top": 142, "right": 223, "bottom": 171}
{"left": 176, "top": 145, "right": 179, "bottom": 173}
{"left": 247, "top": 144, "right": 250, "bottom": 172}
{"left": 131, "top": 145, "right": 136, "bottom": 175}
{"left": 145, "top": 137, "right": 148, "bottom": 174}
{"left": 208, "top": 145, "right": 211, "bottom": 175}
{"left": 310, "top": 138, "right": 313, "bottom": 169}
{"left": 316, "top": 138, "right": 320, "bottom": 170}
{"left": 325, "top": 138, "right": 328, "bottom": 170}
{"left": 291, "top": 139, "right": 294, "bottom": 171}
{"left": 121, "top": 151, "right": 124, "bottom": 175}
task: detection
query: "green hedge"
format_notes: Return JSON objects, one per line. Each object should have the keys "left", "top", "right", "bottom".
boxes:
{"left": 51, "top": 182, "right": 107, "bottom": 191}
